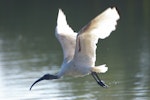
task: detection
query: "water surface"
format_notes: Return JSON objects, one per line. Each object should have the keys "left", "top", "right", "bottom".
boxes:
{"left": 0, "top": 1, "right": 150, "bottom": 100}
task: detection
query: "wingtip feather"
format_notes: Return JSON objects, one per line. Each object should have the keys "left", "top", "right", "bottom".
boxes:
{"left": 92, "top": 7, "right": 120, "bottom": 39}
{"left": 57, "top": 9, "right": 67, "bottom": 26}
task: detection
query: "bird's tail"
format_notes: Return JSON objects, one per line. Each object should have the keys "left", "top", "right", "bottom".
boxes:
{"left": 92, "top": 64, "right": 108, "bottom": 73}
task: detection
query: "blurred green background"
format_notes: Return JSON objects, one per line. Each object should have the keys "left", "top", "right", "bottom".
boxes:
{"left": 0, "top": 0, "right": 150, "bottom": 100}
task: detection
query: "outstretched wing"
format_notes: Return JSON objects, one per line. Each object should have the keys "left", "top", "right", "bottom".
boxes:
{"left": 55, "top": 9, "right": 77, "bottom": 62}
{"left": 73, "top": 7, "right": 120, "bottom": 67}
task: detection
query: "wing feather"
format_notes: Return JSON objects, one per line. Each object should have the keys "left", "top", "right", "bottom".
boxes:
{"left": 55, "top": 9, "right": 77, "bottom": 62}
{"left": 73, "top": 7, "right": 120, "bottom": 67}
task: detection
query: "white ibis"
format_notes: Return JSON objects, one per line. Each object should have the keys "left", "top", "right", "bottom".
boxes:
{"left": 30, "top": 7, "right": 120, "bottom": 90}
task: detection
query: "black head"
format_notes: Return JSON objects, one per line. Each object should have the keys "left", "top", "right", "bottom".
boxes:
{"left": 29, "top": 74, "right": 58, "bottom": 90}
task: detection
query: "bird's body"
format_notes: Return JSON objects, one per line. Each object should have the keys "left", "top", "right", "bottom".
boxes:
{"left": 57, "top": 59, "right": 92, "bottom": 77}
{"left": 30, "top": 7, "right": 120, "bottom": 90}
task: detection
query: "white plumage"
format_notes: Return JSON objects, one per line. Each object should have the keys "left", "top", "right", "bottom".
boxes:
{"left": 30, "top": 7, "right": 120, "bottom": 90}
{"left": 56, "top": 7, "right": 119, "bottom": 77}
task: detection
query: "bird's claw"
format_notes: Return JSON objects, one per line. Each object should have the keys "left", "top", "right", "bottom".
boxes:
{"left": 91, "top": 72, "right": 108, "bottom": 88}
{"left": 97, "top": 80, "right": 108, "bottom": 88}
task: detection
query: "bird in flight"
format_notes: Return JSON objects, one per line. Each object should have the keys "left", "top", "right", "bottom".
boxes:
{"left": 30, "top": 7, "right": 120, "bottom": 90}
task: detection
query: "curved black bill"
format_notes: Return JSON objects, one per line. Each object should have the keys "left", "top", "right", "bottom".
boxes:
{"left": 30, "top": 77, "right": 44, "bottom": 90}
{"left": 30, "top": 74, "right": 58, "bottom": 90}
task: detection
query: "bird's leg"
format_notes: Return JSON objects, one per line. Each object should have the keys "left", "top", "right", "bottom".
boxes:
{"left": 91, "top": 72, "right": 108, "bottom": 88}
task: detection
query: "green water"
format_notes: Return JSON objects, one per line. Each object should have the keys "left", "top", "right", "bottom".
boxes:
{"left": 0, "top": 1, "right": 150, "bottom": 100}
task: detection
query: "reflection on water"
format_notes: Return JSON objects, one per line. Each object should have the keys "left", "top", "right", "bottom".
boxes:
{"left": 133, "top": 35, "right": 150, "bottom": 100}
{"left": 0, "top": 33, "right": 150, "bottom": 100}
{"left": 0, "top": 1, "right": 150, "bottom": 100}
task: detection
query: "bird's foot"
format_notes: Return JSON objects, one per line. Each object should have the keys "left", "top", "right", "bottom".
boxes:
{"left": 91, "top": 72, "right": 108, "bottom": 88}
{"left": 97, "top": 80, "right": 108, "bottom": 88}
